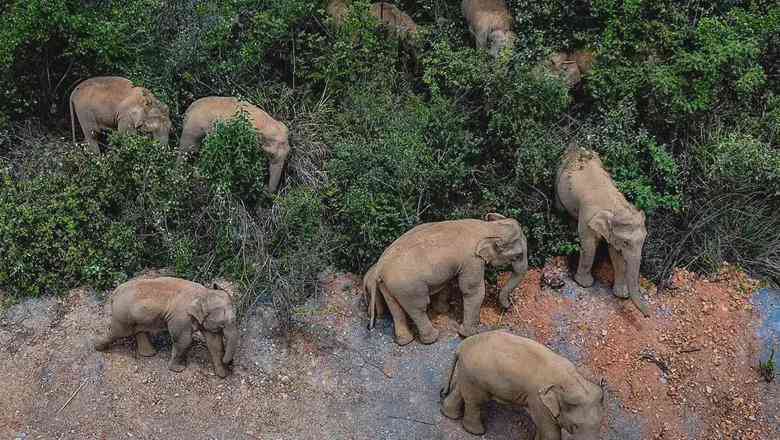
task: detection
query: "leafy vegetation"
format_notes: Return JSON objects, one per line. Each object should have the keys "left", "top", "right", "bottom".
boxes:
{"left": 1, "top": 0, "right": 778, "bottom": 321}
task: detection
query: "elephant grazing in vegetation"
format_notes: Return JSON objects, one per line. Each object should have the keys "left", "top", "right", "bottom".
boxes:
{"left": 364, "top": 213, "right": 528, "bottom": 346}
{"left": 94, "top": 277, "right": 239, "bottom": 378}
{"left": 441, "top": 330, "right": 606, "bottom": 440}
{"left": 556, "top": 147, "right": 651, "bottom": 317}
{"left": 546, "top": 50, "right": 595, "bottom": 88}
{"left": 462, "top": 0, "right": 517, "bottom": 57}
{"left": 69, "top": 76, "right": 171, "bottom": 152}
{"left": 179, "top": 96, "right": 290, "bottom": 193}
{"left": 369, "top": 2, "right": 419, "bottom": 38}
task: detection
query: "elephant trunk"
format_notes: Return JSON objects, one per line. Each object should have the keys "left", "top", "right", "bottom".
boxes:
{"left": 222, "top": 321, "right": 239, "bottom": 364}
{"left": 498, "top": 255, "right": 527, "bottom": 309}
{"left": 626, "top": 258, "right": 650, "bottom": 318}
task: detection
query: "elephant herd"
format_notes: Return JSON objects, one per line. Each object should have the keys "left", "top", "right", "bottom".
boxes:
{"left": 79, "top": 2, "right": 652, "bottom": 439}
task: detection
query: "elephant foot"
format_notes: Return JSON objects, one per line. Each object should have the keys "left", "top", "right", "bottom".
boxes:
{"left": 432, "top": 301, "right": 450, "bottom": 315}
{"left": 458, "top": 324, "right": 478, "bottom": 339}
{"left": 462, "top": 417, "right": 486, "bottom": 436}
{"left": 418, "top": 327, "right": 440, "bottom": 345}
{"left": 395, "top": 330, "right": 414, "bottom": 346}
{"left": 441, "top": 400, "right": 464, "bottom": 420}
{"left": 169, "top": 360, "right": 186, "bottom": 373}
{"left": 138, "top": 346, "right": 157, "bottom": 357}
{"left": 574, "top": 272, "right": 595, "bottom": 288}
{"left": 93, "top": 337, "right": 111, "bottom": 351}
{"left": 612, "top": 283, "right": 629, "bottom": 299}
{"left": 214, "top": 365, "right": 228, "bottom": 378}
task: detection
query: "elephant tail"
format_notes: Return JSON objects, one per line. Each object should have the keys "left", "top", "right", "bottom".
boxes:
{"left": 440, "top": 348, "right": 460, "bottom": 400}
{"left": 364, "top": 267, "right": 380, "bottom": 331}
{"left": 630, "top": 290, "right": 651, "bottom": 318}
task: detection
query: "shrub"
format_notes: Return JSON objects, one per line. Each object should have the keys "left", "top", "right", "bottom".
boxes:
{"left": 197, "top": 111, "right": 269, "bottom": 204}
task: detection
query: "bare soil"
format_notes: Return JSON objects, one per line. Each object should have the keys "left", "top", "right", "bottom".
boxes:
{"left": 0, "top": 262, "right": 777, "bottom": 439}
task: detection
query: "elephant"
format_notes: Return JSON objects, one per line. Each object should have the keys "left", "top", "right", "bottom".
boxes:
{"left": 369, "top": 2, "right": 419, "bottom": 39}
{"left": 364, "top": 213, "right": 528, "bottom": 345}
{"left": 556, "top": 146, "right": 650, "bottom": 317}
{"left": 326, "top": 0, "right": 349, "bottom": 24}
{"left": 441, "top": 330, "right": 606, "bottom": 440}
{"left": 462, "top": 0, "right": 517, "bottom": 57}
{"left": 542, "top": 50, "right": 595, "bottom": 88}
{"left": 93, "top": 277, "right": 239, "bottom": 378}
{"left": 179, "top": 96, "right": 290, "bottom": 193}
{"left": 69, "top": 76, "right": 171, "bottom": 152}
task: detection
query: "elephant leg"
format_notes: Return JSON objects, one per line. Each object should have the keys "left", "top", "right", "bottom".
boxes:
{"left": 574, "top": 228, "right": 597, "bottom": 288}
{"left": 379, "top": 285, "right": 414, "bottom": 346}
{"left": 135, "top": 332, "right": 157, "bottom": 357}
{"left": 203, "top": 331, "right": 228, "bottom": 378}
{"left": 441, "top": 384, "right": 465, "bottom": 420}
{"left": 458, "top": 274, "right": 486, "bottom": 338}
{"left": 76, "top": 110, "right": 100, "bottom": 153}
{"left": 460, "top": 379, "right": 488, "bottom": 435}
{"left": 431, "top": 287, "right": 450, "bottom": 314}
{"left": 395, "top": 284, "right": 439, "bottom": 345}
{"left": 608, "top": 245, "right": 629, "bottom": 298}
{"left": 267, "top": 158, "right": 285, "bottom": 193}
{"left": 93, "top": 320, "right": 133, "bottom": 351}
{"left": 178, "top": 131, "right": 200, "bottom": 161}
{"left": 168, "top": 325, "right": 193, "bottom": 373}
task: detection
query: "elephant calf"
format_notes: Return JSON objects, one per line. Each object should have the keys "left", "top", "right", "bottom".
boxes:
{"left": 70, "top": 76, "right": 171, "bottom": 152}
{"left": 462, "top": 0, "right": 517, "bottom": 57}
{"left": 441, "top": 331, "right": 605, "bottom": 440}
{"left": 179, "top": 96, "right": 290, "bottom": 193}
{"left": 364, "top": 213, "right": 527, "bottom": 346}
{"left": 370, "top": 2, "right": 419, "bottom": 39}
{"left": 556, "top": 147, "right": 650, "bottom": 317}
{"left": 94, "top": 277, "right": 239, "bottom": 378}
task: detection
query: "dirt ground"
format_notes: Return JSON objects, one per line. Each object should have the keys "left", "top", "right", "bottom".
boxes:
{"left": 0, "top": 261, "right": 777, "bottom": 440}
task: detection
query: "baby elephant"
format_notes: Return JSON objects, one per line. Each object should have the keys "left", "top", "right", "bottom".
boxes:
{"left": 441, "top": 331, "right": 605, "bottom": 440}
{"left": 556, "top": 146, "right": 650, "bottom": 317}
{"left": 179, "top": 96, "right": 290, "bottom": 193}
{"left": 462, "top": 0, "right": 517, "bottom": 57}
{"left": 94, "top": 277, "right": 239, "bottom": 378}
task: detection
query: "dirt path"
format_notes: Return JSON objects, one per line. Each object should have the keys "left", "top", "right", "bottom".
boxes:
{"left": 0, "top": 264, "right": 777, "bottom": 439}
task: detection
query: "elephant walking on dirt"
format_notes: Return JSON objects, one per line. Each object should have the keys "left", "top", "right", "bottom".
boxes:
{"left": 94, "top": 277, "right": 239, "bottom": 378}
{"left": 556, "top": 146, "right": 651, "bottom": 317}
{"left": 69, "top": 76, "right": 171, "bottom": 152}
{"left": 441, "top": 330, "right": 606, "bottom": 439}
{"left": 364, "top": 213, "right": 528, "bottom": 346}
{"left": 179, "top": 96, "right": 290, "bottom": 193}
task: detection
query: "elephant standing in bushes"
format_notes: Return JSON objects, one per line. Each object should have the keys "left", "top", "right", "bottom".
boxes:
{"left": 441, "top": 330, "right": 606, "bottom": 439}
{"left": 179, "top": 96, "right": 290, "bottom": 193}
{"left": 69, "top": 76, "right": 171, "bottom": 152}
{"left": 94, "top": 277, "right": 239, "bottom": 378}
{"left": 545, "top": 50, "right": 595, "bottom": 88}
{"left": 370, "top": 2, "right": 419, "bottom": 39}
{"left": 364, "top": 213, "right": 528, "bottom": 345}
{"left": 462, "top": 0, "right": 517, "bottom": 57}
{"left": 556, "top": 146, "right": 651, "bottom": 317}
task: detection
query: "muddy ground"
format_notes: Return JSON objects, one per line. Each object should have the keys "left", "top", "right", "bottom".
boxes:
{"left": 0, "top": 262, "right": 778, "bottom": 439}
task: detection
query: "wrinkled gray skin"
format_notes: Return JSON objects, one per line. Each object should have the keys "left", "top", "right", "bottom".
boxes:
{"left": 462, "top": 0, "right": 517, "bottom": 57}
{"left": 556, "top": 147, "right": 650, "bottom": 317}
{"left": 94, "top": 277, "right": 239, "bottom": 378}
{"left": 179, "top": 96, "right": 290, "bottom": 193}
{"left": 70, "top": 76, "right": 171, "bottom": 152}
{"left": 441, "top": 330, "right": 606, "bottom": 440}
{"left": 364, "top": 213, "right": 528, "bottom": 345}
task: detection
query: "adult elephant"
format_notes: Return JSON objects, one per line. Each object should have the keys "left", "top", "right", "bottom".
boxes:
{"left": 364, "top": 213, "right": 528, "bottom": 346}
{"left": 179, "top": 96, "right": 290, "bottom": 193}
{"left": 69, "top": 76, "right": 171, "bottom": 152}
{"left": 556, "top": 146, "right": 650, "bottom": 317}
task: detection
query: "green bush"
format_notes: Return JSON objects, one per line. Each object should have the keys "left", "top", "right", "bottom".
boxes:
{"left": 197, "top": 112, "right": 269, "bottom": 204}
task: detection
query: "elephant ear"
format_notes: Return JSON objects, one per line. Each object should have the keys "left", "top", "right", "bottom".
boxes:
{"left": 539, "top": 384, "right": 561, "bottom": 419}
{"left": 475, "top": 237, "right": 499, "bottom": 262}
{"left": 483, "top": 212, "right": 507, "bottom": 222}
{"left": 188, "top": 296, "right": 208, "bottom": 326}
{"left": 587, "top": 210, "right": 613, "bottom": 242}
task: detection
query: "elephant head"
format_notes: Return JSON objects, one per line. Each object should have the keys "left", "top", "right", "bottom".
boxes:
{"left": 549, "top": 52, "right": 582, "bottom": 88}
{"left": 189, "top": 288, "right": 239, "bottom": 364}
{"left": 588, "top": 208, "right": 650, "bottom": 316}
{"left": 120, "top": 88, "right": 172, "bottom": 146}
{"left": 488, "top": 30, "right": 516, "bottom": 57}
{"left": 539, "top": 378, "right": 605, "bottom": 440}
{"left": 477, "top": 213, "right": 528, "bottom": 308}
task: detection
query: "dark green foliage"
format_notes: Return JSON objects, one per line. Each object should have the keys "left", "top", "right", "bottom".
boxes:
{"left": 197, "top": 112, "right": 269, "bottom": 203}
